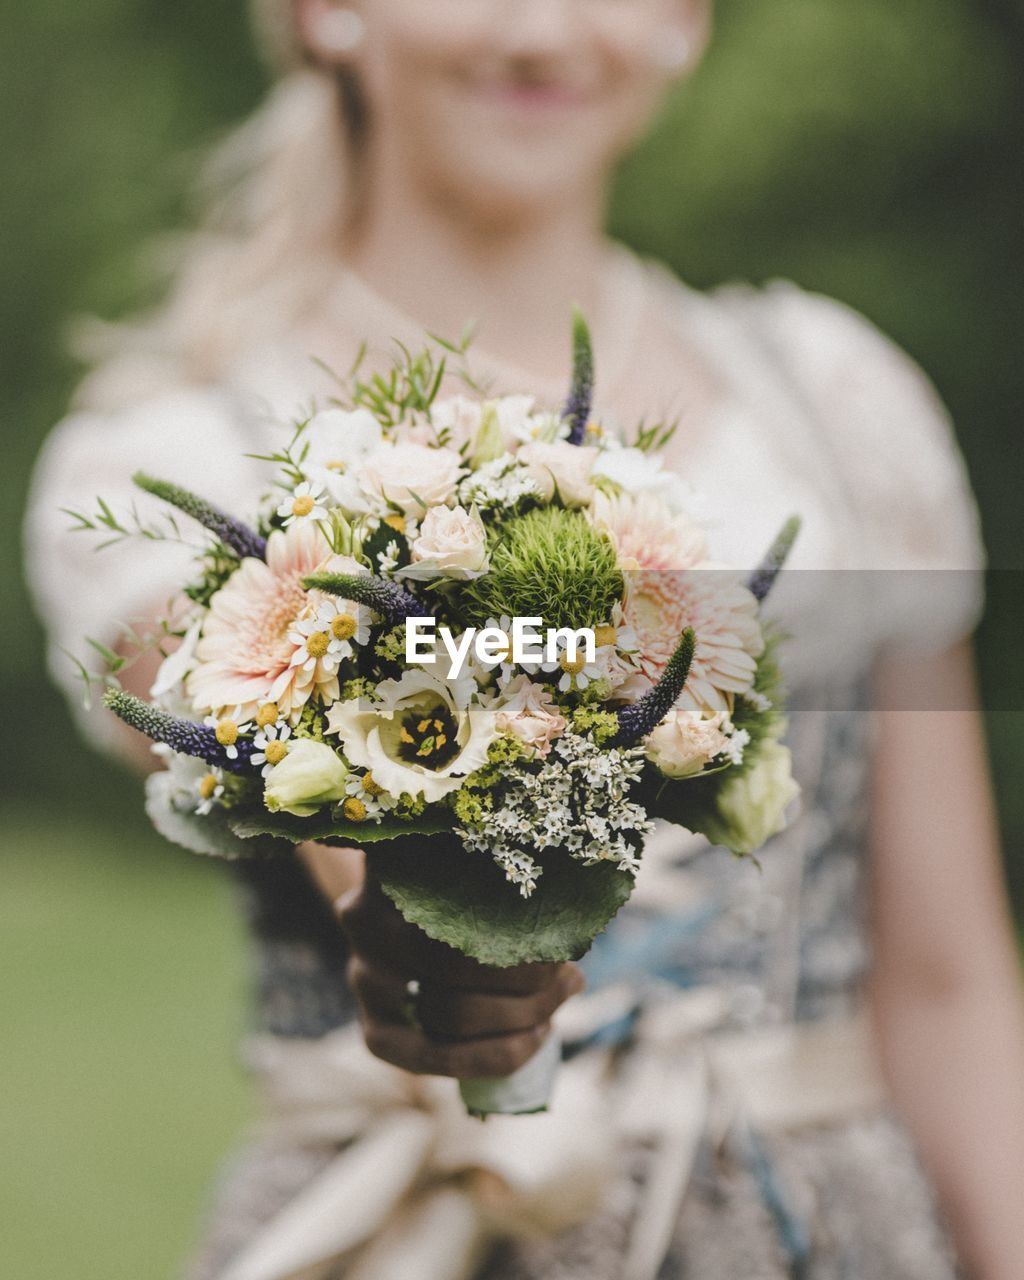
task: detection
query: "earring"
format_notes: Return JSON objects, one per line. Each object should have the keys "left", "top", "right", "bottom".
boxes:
{"left": 315, "top": 6, "right": 365, "bottom": 56}
{"left": 653, "top": 30, "right": 692, "bottom": 73}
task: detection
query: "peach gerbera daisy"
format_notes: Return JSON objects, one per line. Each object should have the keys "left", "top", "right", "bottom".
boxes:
{"left": 589, "top": 490, "right": 707, "bottom": 572}
{"left": 187, "top": 522, "right": 356, "bottom": 722}
{"left": 623, "top": 566, "right": 764, "bottom": 715}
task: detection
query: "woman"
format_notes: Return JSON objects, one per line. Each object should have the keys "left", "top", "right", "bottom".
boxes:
{"left": 25, "top": 1, "right": 1024, "bottom": 1276}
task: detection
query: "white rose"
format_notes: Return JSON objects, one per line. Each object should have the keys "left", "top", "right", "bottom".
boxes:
{"left": 263, "top": 738, "right": 349, "bottom": 817}
{"left": 518, "top": 440, "right": 598, "bottom": 508}
{"left": 495, "top": 675, "right": 568, "bottom": 758}
{"left": 646, "top": 708, "right": 731, "bottom": 779}
{"left": 327, "top": 669, "right": 497, "bottom": 803}
{"left": 303, "top": 408, "right": 383, "bottom": 512}
{"left": 357, "top": 442, "right": 462, "bottom": 515}
{"left": 404, "top": 504, "right": 489, "bottom": 580}
{"left": 708, "top": 734, "right": 800, "bottom": 854}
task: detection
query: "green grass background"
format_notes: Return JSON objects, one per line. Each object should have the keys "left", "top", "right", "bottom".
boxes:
{"left": 2, "top": 1, "right": 1022, "bottom": 1275}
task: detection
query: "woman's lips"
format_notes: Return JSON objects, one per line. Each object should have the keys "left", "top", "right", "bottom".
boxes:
{"left": 475, "top": 79, "right": 588, "bottom": 114}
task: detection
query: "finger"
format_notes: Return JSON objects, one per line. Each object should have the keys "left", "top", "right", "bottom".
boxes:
{"left": 347, "top": 957, "right": 583, "bottom": 1040}
{"left": 338, "top": 880, "right": 560, "bottom": 993}
{"left": 417, "top": 964, "right": 584, "bottom": 1040}
{"left": 363, "top": 1019, "right": 552, "bottom": 1079}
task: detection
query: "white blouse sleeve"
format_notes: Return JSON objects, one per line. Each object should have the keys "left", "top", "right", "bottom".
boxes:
{"left": 24, "top": 386, "right": 266, "bottom": 748}
{"left": 738, "top": 280, "right": 987, "bottom": 656}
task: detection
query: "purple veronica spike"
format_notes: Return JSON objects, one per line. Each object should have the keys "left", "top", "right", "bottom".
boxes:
{"left": 133, "top": 472, "right": 267, "bottom": 561}
{"left": 612, "top": 628, "right": 697, "bottom": 747}
{"left": 747, "top": 516, "right": 801, "bottom": 603}
{"left": 104, "top": 689, "right": 258, "bottom": 774}
{"left": 562, "top": 308, "right": 594, "bottom": 447}
{"left": 303, "top": 572, "right": 425, "bottom": 625}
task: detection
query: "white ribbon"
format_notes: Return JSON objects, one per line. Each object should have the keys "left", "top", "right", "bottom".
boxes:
{"left": 215, "top": 995, "right": 886, "bottom": 1280}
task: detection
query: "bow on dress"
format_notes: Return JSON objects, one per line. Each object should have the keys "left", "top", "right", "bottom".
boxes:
{"left": 214, "top": 984, "right": 885, "bottom": 1280}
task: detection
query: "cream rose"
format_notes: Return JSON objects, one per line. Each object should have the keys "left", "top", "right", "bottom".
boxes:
{"left": 327, "top": 669, "right": 497, "bottom": 803}
{"left": 494, "top": 675, "right": 568, "bottom": 758}
{"left": 518, "top": 440, "right": 598, "bottom": 508}
{"left": 404, "top": 504, "right": 489, "bottom": 580}
{"left": 646, "top": 708, "right": 731, "bottom": 779}
{"left": 705, "top": 733, "right": 800, "bottom": 854}
{"left": 357, "top": 442, "right": 462, "bottom": 515}
{"left": 263, "top": 738, "right": 349, "bottom": 817}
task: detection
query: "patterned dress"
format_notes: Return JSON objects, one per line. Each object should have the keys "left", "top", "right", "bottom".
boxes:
{"left": 25, "top": 252, "right": 986, "bottom": 1279}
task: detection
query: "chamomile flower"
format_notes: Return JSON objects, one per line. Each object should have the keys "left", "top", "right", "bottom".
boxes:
{"left": 288, "top": 613, "right": 348, "bottom": 676}
{"left": 314, "top": 598, "right": 370, "bottom": 656}
{"left": 251, "top": 722, "right": 293, "bottom": 777}
{"left": 540, "top": 636, "right": 602, "bottom": 694}
{"left": 277, "top": 481, "right": 328, "bottom": 527}
{"left": 202, "top": 713, "right": 253, "bottom": 760}
{"left": 478, "top": 615, "right": 518, "bottom": 682}
{"left": 342, "top": 769, "right": 397, "bottom": 820}
{"left": 195, "top": 769, "right": 225, "bottom": 815}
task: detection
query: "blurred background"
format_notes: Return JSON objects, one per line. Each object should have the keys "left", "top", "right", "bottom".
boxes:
{"left": 2, "top": 1, "right": 1021, "bottom": 1276}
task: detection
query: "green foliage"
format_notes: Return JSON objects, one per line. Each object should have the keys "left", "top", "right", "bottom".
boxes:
{"left": 457, "top": 506, "right": 624, "bottom": 630}
{"left": 184, "top": 543, "right": 239, "bottom": 609}
{"left": 571, "top": 705, "right": 620, "bottom": 745}
{"left": 366, "top": 834, "right": 636, "bottom": 966}
{"left": 229, "top": 806, "right": 455, "bottom": 845}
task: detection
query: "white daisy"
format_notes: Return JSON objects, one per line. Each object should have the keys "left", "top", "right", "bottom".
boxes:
{"left": 341, "top": 770, "right": 398, "bottom": 821}
{"left": 203, "top": 713, "right": 253, "bottom": 760}
{"left": 314, "top": 597, "right": 370, "bottom": 658}
{"left": 251, "top": 723, "right": 293, "bottom": 777}
{"left": 277, "top": 481, "right": 328, "bottom": 527}
{"left": 195, "top": 769, "right": 225, "bottom": 815}
{"left": 287, "top": 613, "right": 348, "bottom": 676}
{"left": 540, "top": 636, "right": 602, "bottom": 694}
{"left": 477, "top": 615, "right": 519, "bottom": 683}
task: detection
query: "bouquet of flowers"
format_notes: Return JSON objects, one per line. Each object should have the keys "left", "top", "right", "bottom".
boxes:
{"left": 73, "top": 314, "right": 800, "bottom": 1116}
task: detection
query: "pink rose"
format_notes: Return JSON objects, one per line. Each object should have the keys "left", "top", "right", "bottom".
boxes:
{"left": 517, "top": 440, "right": 598, "bottom": 508}
{"left": 495, "top": 676, "right": 568, "bottom": 758}
{"left": 645, "top": 708, "right": 730, "bottom": 779}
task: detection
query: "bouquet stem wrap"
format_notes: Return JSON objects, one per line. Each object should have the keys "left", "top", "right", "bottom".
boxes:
{"left": 459, "top": 1029, "right": 563, "bottom": 1119}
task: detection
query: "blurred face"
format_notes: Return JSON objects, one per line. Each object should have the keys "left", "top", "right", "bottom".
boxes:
{"left": 298, "top": 0, "right": 708, "bottom": 220}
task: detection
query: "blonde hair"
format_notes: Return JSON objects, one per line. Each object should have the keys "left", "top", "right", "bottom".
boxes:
{"left": 73, "top": 1, "right": 361, "bottom": 411}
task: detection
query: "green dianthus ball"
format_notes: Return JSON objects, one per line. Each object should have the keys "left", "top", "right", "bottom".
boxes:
{"left": 457, "top": 507, "right": 623, "bottom": 631}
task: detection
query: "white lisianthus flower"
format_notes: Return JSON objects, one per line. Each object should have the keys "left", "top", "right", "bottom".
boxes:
{"left": 327, "top": 669, "right": 497, "bottom": 803}
{"left": 591, "top": 447, "right": 703, "bottom": 517}
{"left": 710, "top": 733, "right": 800, "bottom": 854}
{"left": 646, "top": 708, "right": 731, "bottom": 779}
{"left": 303, "top": 408, "right": 383, "bottom": 512}
{"left": 263, "top": 738, "right": 349, "bottom": 817}
{"left": 403, "top": 504, "right": 489, "bottom": 580}
{"left": 357, "top": 441, "right": 463, "bottom": 516}
{"left": 494, "top": 676, "right": 567, "bottom": 758}
{"left": 518, "top": 440, "right": 598, "bottom": 508}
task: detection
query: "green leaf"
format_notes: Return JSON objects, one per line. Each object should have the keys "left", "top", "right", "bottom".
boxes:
{"left": 366, "top": 834, "right": 636, "bottom": 967}
{"left": 228, "top": 809, "right": 455, "bottom": 845}
{"left": 145, "top": 774, "right": 291, "bottom": 861}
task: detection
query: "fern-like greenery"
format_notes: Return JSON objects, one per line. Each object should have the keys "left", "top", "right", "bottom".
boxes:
{"left": 456, "top": 507, "right": 624, "bottom": 630}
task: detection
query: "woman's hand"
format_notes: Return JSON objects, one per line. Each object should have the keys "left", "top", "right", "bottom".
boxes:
{"left": 336, "top": 872, "right": 584, "bottom": 1080}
